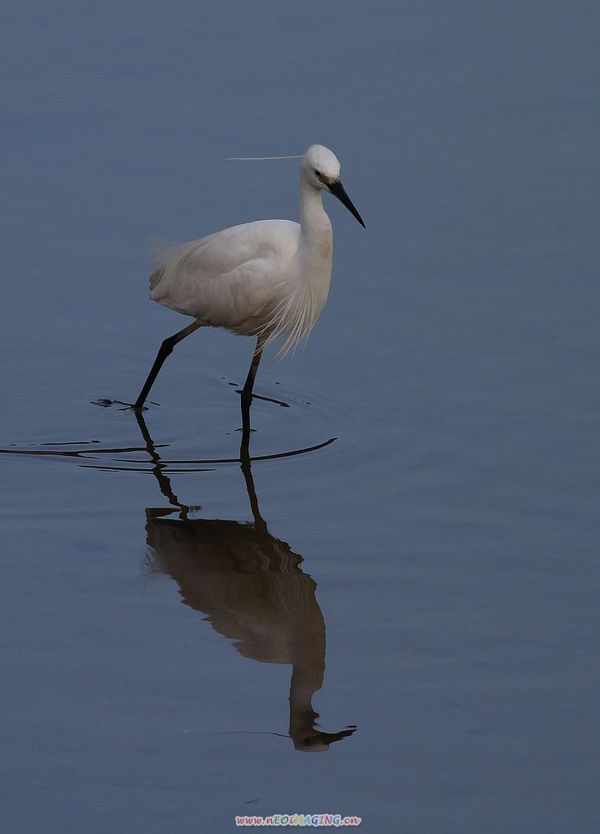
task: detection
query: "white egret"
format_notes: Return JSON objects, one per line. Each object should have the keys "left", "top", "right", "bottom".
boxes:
{"left": 133, "top": 144, "right": 365, "bottom": 413}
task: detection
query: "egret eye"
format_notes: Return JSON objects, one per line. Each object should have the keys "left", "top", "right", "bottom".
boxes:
{"left": 314, "top": 169, "right": 321, "bottom": 177}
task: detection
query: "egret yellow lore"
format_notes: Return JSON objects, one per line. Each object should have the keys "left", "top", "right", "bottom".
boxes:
{"left": 133, "top": 144, "right": 365, "bottom": 412}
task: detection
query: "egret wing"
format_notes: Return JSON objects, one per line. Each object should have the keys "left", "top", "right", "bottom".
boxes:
{"left": 149, "top": 220, "right": 300, "bottom": 330}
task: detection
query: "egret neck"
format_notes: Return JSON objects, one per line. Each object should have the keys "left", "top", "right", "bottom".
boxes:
{"left": 297, "top": 172, "right": 333, "bottom": 309}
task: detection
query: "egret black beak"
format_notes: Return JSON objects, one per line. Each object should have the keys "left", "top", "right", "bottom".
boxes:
{"left": 329, "top": 180, "right": 366, "bottom": 228}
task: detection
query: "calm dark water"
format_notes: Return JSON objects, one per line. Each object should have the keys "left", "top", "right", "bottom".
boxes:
{"left": 2, "top": 1, "right": 600, "bottom": 832}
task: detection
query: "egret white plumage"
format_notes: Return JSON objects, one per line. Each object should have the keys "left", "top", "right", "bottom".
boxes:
{"left": 133, "top": 144, "right": 365, "bottom": 413}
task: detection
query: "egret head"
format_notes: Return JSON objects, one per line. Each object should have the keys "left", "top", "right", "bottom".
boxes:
{"left": 302, "top": 144, "right": 365, "bottom": 228}
{"left": 302, "top": 144, "right": 341, "bottom": 188}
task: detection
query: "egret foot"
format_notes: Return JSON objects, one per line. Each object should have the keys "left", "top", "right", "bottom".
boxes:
{"left": 91, "top": 398, "right": 154, "bottom": 411}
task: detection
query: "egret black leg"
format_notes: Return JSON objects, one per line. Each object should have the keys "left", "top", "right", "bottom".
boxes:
{"left": 242, "top": 335, "right": 266, "bottom": 403}
{"left": 240, "top": 335, "right": 266, "bottom": 435}
{"left": 134, "top": 321, "right": 201, "bottom": 410}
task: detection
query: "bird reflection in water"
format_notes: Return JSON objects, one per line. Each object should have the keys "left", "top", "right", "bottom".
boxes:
{"left": 136, "top": 411, "right": 356, "bottom": 752}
